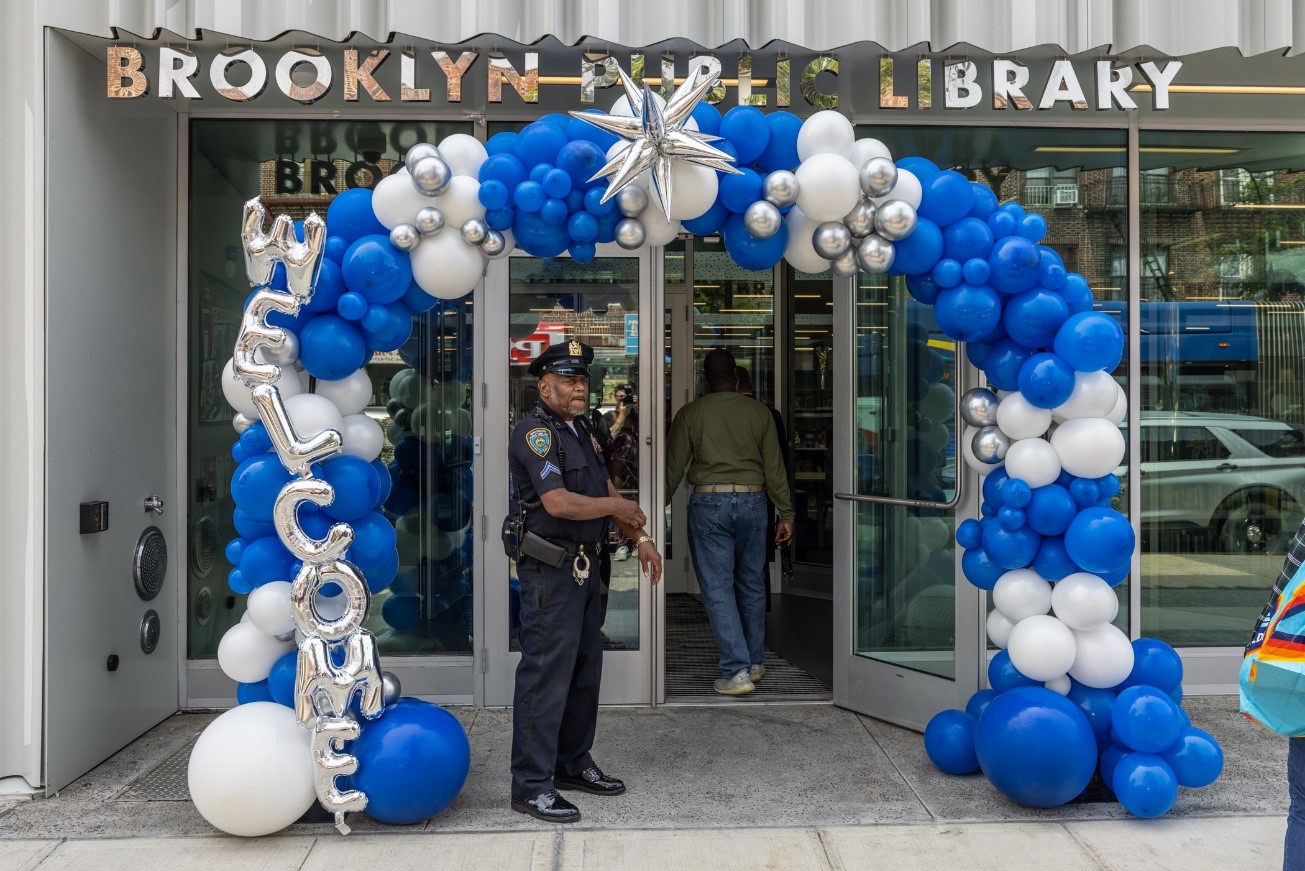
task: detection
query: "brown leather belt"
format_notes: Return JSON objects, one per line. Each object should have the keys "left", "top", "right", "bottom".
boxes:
{"left": 692, "top": 483, "right": 763, "bottom": 493}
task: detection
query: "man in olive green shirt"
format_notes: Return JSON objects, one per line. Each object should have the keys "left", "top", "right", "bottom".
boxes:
{"left": 666, "top": 348, "right": 794, "bottom": 696}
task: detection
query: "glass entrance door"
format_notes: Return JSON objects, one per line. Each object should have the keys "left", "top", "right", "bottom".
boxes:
{"left": 832, "top": 274, "right": 981, "bottom": 728}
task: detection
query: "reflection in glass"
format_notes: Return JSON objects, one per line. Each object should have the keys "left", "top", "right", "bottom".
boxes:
{"left": 508, "top": 256, "right": 642, "bottom": 651}
{"left": 787, "top": 268, "right": 834, "bottom": 571}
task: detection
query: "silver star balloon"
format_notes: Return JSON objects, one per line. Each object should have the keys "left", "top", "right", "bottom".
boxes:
{"left": 569, "top": 66, "right": 741, "bottom": 218}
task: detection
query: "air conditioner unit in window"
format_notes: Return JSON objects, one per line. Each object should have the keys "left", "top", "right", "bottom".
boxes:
{"left": 1053, "top": 185, "right": 1079, "bottom": 206}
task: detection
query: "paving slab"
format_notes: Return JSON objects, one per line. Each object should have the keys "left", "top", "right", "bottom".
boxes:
{"left": 301, "top": 831, "right": 554, "bottom": 871}
{"left": 0, "top": 841, "right": 57, "bottom": 871}
{"left": 1064, "top": 816, "right": 1285, "bottom": 871}
{"left": 558, "top": 827, "right": 831, "bottom": 871}
{"left": 821, "top": 823, "right": 1101, "bottom": 871}
{"left": 26, "top": 836, "right": 313, "bottom": 871}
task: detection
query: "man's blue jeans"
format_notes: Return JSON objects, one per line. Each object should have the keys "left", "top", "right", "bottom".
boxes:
{"left": 687, "top": 490, "right": 769, "bottom": 678}
{"left": 1288, "top": 738, "right": 1305, "bottom": 870}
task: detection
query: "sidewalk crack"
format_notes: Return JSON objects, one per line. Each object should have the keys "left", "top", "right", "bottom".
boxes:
{"left": 855, "top": 714, "right": 934, "bottom": 820}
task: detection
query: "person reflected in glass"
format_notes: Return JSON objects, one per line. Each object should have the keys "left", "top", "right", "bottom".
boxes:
{"left": 735, "top": 366, "right": 794, "bottom": 610}
{"left": 607, "top": 384, "right": 640, "bottom": 562}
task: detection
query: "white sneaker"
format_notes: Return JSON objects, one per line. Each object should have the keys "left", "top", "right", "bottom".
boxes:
{"left": 713, "top": 668, "right": 755, "bottom": 696}
{"left": 612, "top": 545, "right": 631, "bottom": 562}
{"left": 749, "top": 664, "right": 766, "bottom": 683}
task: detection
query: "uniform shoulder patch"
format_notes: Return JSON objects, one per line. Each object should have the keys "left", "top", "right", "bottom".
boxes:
{"left": 525, "top": 427, "right": 552, "bottom": 457}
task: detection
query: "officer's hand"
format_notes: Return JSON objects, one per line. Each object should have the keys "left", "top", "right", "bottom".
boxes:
{"left": 638, "top": 541, "right": 663, "bottom": 585}
{"left": 775, "top": 522, "right": 794, "bottom": 547}
{"left": 611, "top": 498, "right": 646, "bottom": 529}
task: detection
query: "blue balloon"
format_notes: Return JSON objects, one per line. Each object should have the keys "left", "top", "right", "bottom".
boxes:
{"left": 484, "top": 131, "right": 519, "bottom": 156}
{"left": 570, "top": 242, "right": 596, "bottom": 264}
{"left": 962, "top": 257, "right": 991, "bottom": 286}
{"left": 513, "top": 210, "right": 571, "bottom": 258}
{"left": 1033, "top": 535, "right": 1079, "bottom": 581}
{"left": 1025, "top": 485, "right": 1076, "bottom": 536}
{"left": 299, "top": 314, "right": 369, "bottom": 380}
{"left": 1160, "top": 726, "right": 1223, "bottom": 788}
{"left": 237, "top": 679, "right": 274, "bottom": 705}
{"left": 1113, "top": 686, "right": 1182, "bottom": 754}
{"left": 555, "top": 140, "right": 606, "bottom": 189}
{"left": 232, "top": 454, "right": 293, "bottom": 522}
{"left": 998, "top": 507, "right": 1026, "bottom": 530}
{"left": 719, "top": 106, "right": 769, "bottom": 164}
{"left": 479, "top": 153, "right": 529, "bottom": 191}
{"left": 537, "top": 112, "right": 571, "bottom": 129}
{"left": 1069, "top": 477, "right": 1100, "bottom": 507}
{"left": 905, "top": 273, "right": 942, "bottom": 304}
{"left": 542, "top": 167, "right": 572, "bottom": 199}
{"left": 982, "top": 339, "right": 1033, "bottom": 392}
{"left": 1018, "top": 352, "right": 1076, "bottom": 408}
{"left": 918, "top": 170, "right": 975, "bottom": 228}
{"left": 362, "top": 304, "right": 390, "bottom": 334}
{"left": 233, "top": 507, "right": 275, "bottom": 540}
{"left": 982, "top": 522, "right": 1040, "bottom": 570}
{"left": 567, "top": 211, "right": 599, "bottom": 244}
{"left": 982, "top": 467, "right": 1011, "bottom": 506}
{"left": 267, "top": 650, "right": 297, "bottom": 707}
{"left": 1060, "top": 273, "right": 1095, "bottom": 314}
{"left": 486, "top": 206, "right": 515, "bottom": 231}
{"left": 757, "top": 111, "right": 803, "bottom": 172}
{"left": 337, "top": 291, "right": 368, "bottom": 321}
{"left": 722, "top": 213, "right": 788, "bottom": 271}
{"left": 583, "top": 187, "right": 615, "bottom": 217}
{"left": 988, "top": 650, "right": 1041, "bottom": 693}
{"left": 401, "top": 281, "right": 440, "bottom": 315}
{"left": 943, "top": 217, "right": 995, "bottom": 264}
{"left": 239, "top": 536, "right": 295, "bottom": 588}
{"left": 966, "top": 342, "right": 992, "bottom": 368}
{"left": 969, "top": 183, "right": 999, "bottom": 219}
{"left": 371, "top": 457, "right": 393, "bottom": 506}
{"left": 974, "top": 687, "right": 1097, "bottom": 807}
{"left": 1001, "top": 478, "right": 1032, "bottom": 508}
{"left": 325, "top": 188, "right": 386, "bottom": 243}
{"left": 478, "top": 179, "right": 509, "bottom": 210}
{"left": 966, "top": 688, "right": 1000, "bottom": 720}
{"left": 594, "top": 207, "right": 622, "bottom": 243}
{"left": 238, "top": 422, "right": 272, "bottom": 457}
{"left": 924, "top": 710, "right": 980, "bottom": 775}
{"left": 681, "top": 199, "right": 730, "bottom": 236}
{"left": 528, "top": 163, "right": 551, "bottom": 185}
{"left": 347, "top": 512, "right": 398, "bottom": 576}
{"left": 690, "top": 101, "right": 723, "bottom": 137}
{"left": 1018, "top": 213, "right": 1048, "bottom": 243}
{"left": 383, "top": 593, "right": 421, "bottom": 629}
{"left": 1112, "top": 753, "right": 1178, "bottom": 818}
{"left": 1065, "top": 506, "right": 1135, "bottom": 574}
{"left": 224, "top": 537, "right": 248, "bottom": 567}
{"left": 897, "top": 156, "right": 940, "bottom": 183}
{"left": 567, "top": 111, "right": 620, "bottom": 151}
{"left": 935, "top": 284, "right": 1002, "bottom": 342}
{"left": 719, "top": 167, "right": 764, "bottom": 213}
{"left": 1097, "top": 473, "right": 1122, "bottom": 499}
{"left": 541, "top": 197, "right": 569, "bottom": 225}
{"left": 1054, "top": 311, "right": 1126, "bottom": 373}
{"left": 892, "top": 217, "right": 945, "bottom": 275}
{"left": 565, "top": 187, "right": 585, "bottom": 214}
{"left": 962, "top": 546, "right": 1004, "bottom": 590}
{"left": 1004, "top": 289, "right": 1069, "bottom": 350}
{"left": 1099, "top": 742, "right": 1129, "bottom": 788}
{"left": 932, "top": 258, "right": 963, "bottom": 288}
{"left": 987, "top": 209, "right": 1018, "bottom": 239}
{"left": 306, "top": 258, "right": 346, "bottom": 313}
{"left": 319, "top": 456, "right": 383, "bottom": 522}
{"left": 956, "top": 518, "right": 984, "bottom": 549}
{"left": 515, "top": 121, "right": 568, "bottom": 168}
{"left": 367, "top": 546, "right": 400, "bottom": 593}
{"left": 1067, "top": 683, "right": 1118, "bottom": 749}
{"left": 514, "top": 180, "right": 545, "bottom": 212}
{"left": 988, "top": 235, "right": 1042, "bottom": 294}
{"left": 1119, "top": 638, "right": 1184, "bottom": 695}
{"left": 342, "top": 235, "right": 412, "bottom": 305}
{"left": 350, "top": 698, "right": 471, "bottom": 825}
{"left": 1037, "top": 246, "right": 1067, "bottom": 289}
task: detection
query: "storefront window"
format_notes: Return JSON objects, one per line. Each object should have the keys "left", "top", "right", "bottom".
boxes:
{"left": 186, "top": 119, "right": 475, "bottom": 658}
{"left": 786, "top": 268, "right": 834, "bottom": 572}
{"left": 1138, "top": 130, "right": 1305, "bottom": 646}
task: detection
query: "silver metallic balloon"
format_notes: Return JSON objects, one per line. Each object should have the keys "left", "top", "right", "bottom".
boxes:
{"left": 255, "top": 330, "right": 299, "bottom": 367}
{"left": 831, "top": 249, "right": 859, "bottom": 277}
{"left": 273, "top": 479, "right": 354, "bottom": 562}
{"left": 972, "top": 425, "right": 1011, "bottom": 465}
{"left": 389, "top": 224, "right": 420, "bottom": 251}
{"left": 859, "top": 156, "right": 899, "bottom": 198}
{"left": 615, "top": 217, "right": 647, "bottom": 250}
{"left": 234, "top": 290, "right": 299, "bottom": 383}
{"left": 960, "top": 387, "right": 1001, "bottom": 427}
{"left": 461, "top": 218, "right": 489, "bottom": 245}
{"left": 251, "top": 383, "right": 343, "bottom": 476}
{"left": 480, "top": 229, "right": 507, "bottom": 257}
{"left": 410, "top": 156, "right": 452, "bottom": 196}
{"left": 844, "top": 199, "right": 878, "bottom": 238}
{"left": 855, "top": 234, "right": 896, "bottom": 274}
{"left": 762, "top": 170, "right": 800, "bottom": 207}
{"left": 308, "top": 716, "right": 368, "bottom": 825}
{"left": 404, "top": 142, "right": 442, "bottom": 175}
{"left": 415, "top": 207, "right": 445, "bottom": 235}
{"left": 381, "top": 671, "right": 402, "bottom": 707}
{"left": 743, "top": 201, "right": 783, "bottom": 239}
{"left": 874, "top": 199, "right": 918, "bottom": 242}
{"left": 277, "top": 212, "right": 326, "bottom": 301}
{"left": 290, "top": 560, "right": 370, "bottom": 641}
{"left": 616, "top": 184, "right": 649, "bottom": 218}
{"left": 295, "top": 633, "right": 383, "bottom": 723}
{"left": 812, "top": 221, "right": 853, "bottom": 260}
{"left": 232, "top": 412, "right": 256, "bottom": 434}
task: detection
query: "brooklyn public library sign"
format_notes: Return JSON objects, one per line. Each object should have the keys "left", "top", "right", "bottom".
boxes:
{"left": 104, "top": 43, "right": 1186, "bottom": 113}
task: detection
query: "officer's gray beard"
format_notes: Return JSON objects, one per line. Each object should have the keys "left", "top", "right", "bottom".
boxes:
{"left": 539, "top": 383, "right": 585, "bottom": 421}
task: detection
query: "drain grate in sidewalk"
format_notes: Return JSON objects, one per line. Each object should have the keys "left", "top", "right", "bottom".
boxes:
{"left": 114, "top": 735, "right": 199, "bottom": 801}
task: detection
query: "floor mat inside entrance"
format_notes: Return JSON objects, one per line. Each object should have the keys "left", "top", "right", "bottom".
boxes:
{"left": 665, "top": 593, "right": 831, "bottom": 701}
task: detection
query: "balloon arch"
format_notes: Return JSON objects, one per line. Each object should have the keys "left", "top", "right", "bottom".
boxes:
{"left": 200, "top": 75, "right": 1223, "bottom": 836}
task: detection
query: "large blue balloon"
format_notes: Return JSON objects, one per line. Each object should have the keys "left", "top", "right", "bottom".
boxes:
{"left": 1033, "top": 535, "right": 1079, "bottom": 580}
{"left": 924, "top": 710, "right": 980, "bottom": 775}
{"left": 362, "top": 301, "right": 413, "bottom": 352}
{"left": 1112, "top": 753, "right": 1178, "bottom": 818}
{"left": 306, "top": 258, "right": 346, "bottom": 313}
{"left": 719, "top": 106, "right": 770, "bottom": 164}
{"left": 722, "top": 213, "right": 788, "bottom": 271}
{"left": 484, "top": 131, "right": 519, "bottom": 156}
{"left": 891, "top": 217, "right": 944, "bottom": 275}
{"left": 299, "top": 314, "right": 369, "bottom": 380}
{"left": 987, "top": 235, "right": 1042, "bottom": 294}
{"left": 897, "top": 156, "right": 940, "bottom": 183}
{"left": 1003, "top": 288, "right": 1070, "bottom": 350}
{"left": 556, "top": 140, "right": 605, "bottom": 188}
{"left": 342, "top": 235, "right": 413, "bottom": 305}
{"left": 719, "top": 167, "right": 764, "bottom": 213}
{"left": 349, "top": 698, "right": 471, "bottom": 825}
{"left": 690, "top": 102, "right": 722, "bottom": 136}
{"left": 1054, "top": 311, "right": 1126, "bottom": 373}
{"left": 325, "top": 188, "right": 387, "bottom": 243}
{"left": 1160, "top": 726, "right": 1223, "bottom": 788}
{"left": 935, "top": 284, "right": 1002, "bottom": 342}
{"left": 918, "top": 170, "right": 975, "bottom": 228}
{"left": 1060, "top": 273, "right": 1095, "bottom": 314}
{"left": 1017, "top": 352, "right": 1076, "bottom": 408}
{"left": 942, "top": 217, "right": 995, "bottom": 264}
{"left": 968, "top": 183, "right": 999, "bottom": 219}
{"left": 233, "top": 506, "right": 276, "bottom": 540}
{"left": 267, "top": 650, "right": 297, "bottom": 707}
{"left": 232, "top": 454, "right": 294, "bottom": 522}
{"left": 513, "top": 210, "right": 571, "bottom": 258}
{"left": 346, "top": 512, "right": 399, "bottom": 575}
{"left": 905, "top": 273, "right": 942, "bottom": 305}
{"left": 1064, "top": 506, "right": 1135, "bottom": 574}
{"left": 236, "top": 679, "right": 274, "bottom": 705}
{"left": 962, "top": 546, "right": 1004, "bottom": 590}
{"left": 966, "top": 688, "right": 1000, "bottom": 720}
{"left": 1118, "top": 638, "right": 1184, "bottom": 695}
{"left": 567, "top": 111, "right": 620, "bottom": 151}
{"left": 988, "top": 650, "right": 1041, "bottom": 693}
{"left": 975, "top": 687, "right": 1097, "bottom": 807}
{"left": 478, "top": 153, "right": 528, "bottom": 190}
{"left": 981, "top": 521, "right": 1040, "bottom": 570}
{"left": 982, "top": 339, "right": 1034, "bottom": 392}
{"left": 681, "top": 199, "right": 730, "bottom": 236}
{"left": 1025, "top": 484, "right": 1077, "bottom": 536}
{"left": 515, "top": 121, "right": 568, "bottom": 169}
{"left": 757, "top": 111, "right": 803, "bottom": 172}
{"left": 1037, "top": 246, "right": 1067, "bottom": 289}
{"left": 1067, "top": 683, "right": 1117, "bottom": 749}
{"left": 1112, "top": 685, "right": 1182, "bottom": 754}
{"left": 319, "top": 456, "right": 383, "bottom": 522}
{"left": 238, "top": 536, "right": 295, "bottom": 588}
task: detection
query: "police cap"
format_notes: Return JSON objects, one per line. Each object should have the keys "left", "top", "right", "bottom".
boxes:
{"left": 528, "top": 339, "right": 593, "bottom": 378}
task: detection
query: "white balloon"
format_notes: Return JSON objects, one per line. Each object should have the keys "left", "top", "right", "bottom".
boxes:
{"left": 1053, "top": 371, "right": 1122, "bottom": 421}
{"left": 961, "top": 424, "right": 1004, "bottom": 476}
{"left": 284, "top": 392, "right": 345, "bottom": 444}
{"left": 434, "top": 175, "right": 487, "bottom": 230}
{"left": 797, "top": 109, "right": 856, "bottom": 160}
{"left": 188, "top": 702, "right": 315, "bottom": 837}
{"left": 222, "top": 357, "right": 302, "bottom": 418}
{"left": 412, "top": 230, "right": 485, "bottom": 299}
{"left": 1045, "top": 674, "right": 1073, "bottom": 695}
{"left": 341, "top": 413, "right": 384, "bottom": 461}
{"left": 920, "top": 383, "right": 955, "bottom": 424}
{"left": 246, "top": 581, "right": 294, "bottom": 637}
{"left": 313, "top": 368, "right": 373, "bottom": 416}
{"left": 216, "top": 621, "right": 294, "bottom": 683}
{"left": 1069, "top": 622, "right": 1135, "bottom": 689}
{"left": 1052, "top": 572, "right": 1120, "bottom": 631}
{"left": 849, "top": 137, "right": 893, "bottom": 169}
{"left": 668, "top": 160, "right": 719, "bottom": 221}
{"left": 795, "top": 154, "right": 861, "bottom": 222}
{"left": 876, "top": 168, "right": 922, "bottom": 209}
{"left": 783, "top": 205, "right": 829, "bottom": 273}
{"left": 1051, "top": 417, "right": 1127, "bottom": 479}
{"left": 996, "top": 392, "right": 1052, "bottom": 441}
{"left": 992, "top": 568, "right": 1053, "bottom": 622}
{"left": 1004, "top": 437, "right": 1062, "bottom": 488}
{"left": 1106, "top": 382, "right": 1128, "bottom": 425}
{"left": 372, "top": 169, "right": 432, "bottom": 230}
{"left": 1007, "top": 614, "right": 1078, "bottom": 682}
{"left": 641, "top": 192, "right": 682, "bottom": 247}
{"left": 987, "top": 608, "right": 1016, "bottom": 649}
{"left": 437, "top": 132, "right": 489, "bottom": 178}
{"left": 612, "top": 90, "right": 667, "bottom": 117}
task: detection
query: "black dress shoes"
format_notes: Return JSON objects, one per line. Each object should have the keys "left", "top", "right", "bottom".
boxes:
{"left": 511, "top": 789, "right": 581, "bottom": 823}
{"left": 554, "top": 765, "right": 626, "bottom": 796}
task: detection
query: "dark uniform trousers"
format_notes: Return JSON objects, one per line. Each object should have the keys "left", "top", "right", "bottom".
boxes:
{"left": 510, "top": 553, "right": 604, "bottom": 800}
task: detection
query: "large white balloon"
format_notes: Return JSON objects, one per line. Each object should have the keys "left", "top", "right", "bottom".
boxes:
{"left": 783, "top": 205, "right": 829, "bottom": 273}
{"left": 1052, "top": 371, "right": 1121, "bottom": 421}
{"left": 246, "top": 581, "right": 294, "bottom": 637}
{"left": 992, "top": 569, "right": 1053, "bottom": 622}
{"left": 284, "top": 393, "right": 345, "bottom": 444}
{"left": 876, "top": 167, "right": 922, "bottom": 209}
{"left": 188, "top": 702, "right": 315, "bottom": 837}
{"left": 341, "top": 412, "right": 384, "bottom": 461}
{"left": 1007, "top": 614, "right": 1077, "bottom": 682}
{"left": 996, "top": 392, "right": 1052, "bottom": 440}
{"left": 797, "top": 109, "right": 856, "bottom": 160}
{"left": 849, "top": 137, "right": 893, "bottom": 169}
{"left": 434, "top": 175, "right": 487, "bottom": 230}
{"left": 987, "top": 608, "right": 1015, "bottom": 649}
{"left": 961, "top": 424, "right": 1004, "bottom": 476}
{"left": 221, "top": 357, "right": 302, "bottom": 418}
{"left": 313, "top": 368, "right": 374, "bottom": 416}
{"left": 411, "top": 230, "right": 485, "bottom": 299}
{"left": 1068, "top": 622, "right": 1135, "bottom": 688}
{"left": 1051, "top": 417, "right": 1127, "bottom": 479}
{"left": 1004, "top": 437, "right": 1062, "bottom": 488}
{"left": 1051, "top": 572, "right": 1121, "bottom": 631}
{"left": 438, "top": 133, "right": 489, "bottom": 178}
{"left": 216, "top": 621, "right": 294, "bottom": 683}
{"left": 795, "top": 154, "right": 861, "bottom": 222}
{"left": 641, "top": 193, "right": 682, "bottom": 246}
{"left": 612, "top": 90, "right": 666, "bottom": 117}
{"left": 667, "top": 160, "right": 720, "bottom": 221}
{"left": 1106, "top": 382, "right": 1128, "bottom": 425}
{"left": 372, "top": 169, "right": 432, "bottom": 230}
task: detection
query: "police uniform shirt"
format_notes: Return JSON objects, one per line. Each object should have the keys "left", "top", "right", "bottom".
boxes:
{"left": 509, "top": 402, "right": 610, "bottom": 544}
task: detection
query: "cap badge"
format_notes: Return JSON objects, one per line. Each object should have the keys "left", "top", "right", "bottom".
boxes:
{"left": 568, "top": 340, "right": 582, "bottom": 357}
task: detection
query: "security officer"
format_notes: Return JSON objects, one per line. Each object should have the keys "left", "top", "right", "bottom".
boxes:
{"left": 506, "top": 339, "right": 663, "bottom": 823}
